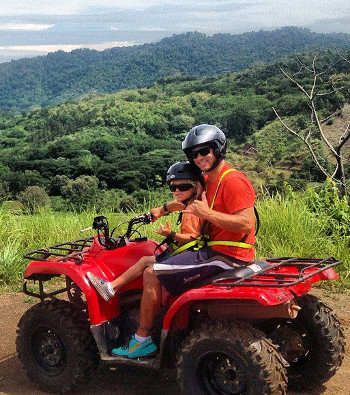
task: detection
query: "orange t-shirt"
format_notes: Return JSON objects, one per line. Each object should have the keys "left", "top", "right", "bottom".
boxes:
{"left": 205, "top": 163, "right": 256, "bottom": 262}
{"left": 178, "top": 202, "right": 200, "bottom": 246}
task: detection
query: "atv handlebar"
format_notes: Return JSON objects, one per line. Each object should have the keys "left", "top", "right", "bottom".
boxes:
{"left": 125, "top": 212, "right": 153, "bottom": 238}
{"left": 91, "top": 212, "right": 153, "bottom": 250}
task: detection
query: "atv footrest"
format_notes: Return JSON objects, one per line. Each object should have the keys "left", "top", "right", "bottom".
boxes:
{"left": 101, "top": 354, "right": 161, "bottom": 370}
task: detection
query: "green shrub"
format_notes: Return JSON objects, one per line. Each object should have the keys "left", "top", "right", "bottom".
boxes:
{"left": 17, "top": 186, "right": 51, "bottom": 214}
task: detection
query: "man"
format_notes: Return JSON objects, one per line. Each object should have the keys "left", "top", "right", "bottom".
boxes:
{"left": 112, "top": 124, "right": 256, "bottom": 358}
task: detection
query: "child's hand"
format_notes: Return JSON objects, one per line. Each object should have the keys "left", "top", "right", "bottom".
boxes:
{"left": 150, "top": 206, "right": 162, "bottom": 221}
{"left": 154, "top": 220, "right": 172, "bottom": 237}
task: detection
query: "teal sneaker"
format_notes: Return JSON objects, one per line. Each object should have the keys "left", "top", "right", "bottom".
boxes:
{"left": 112, "top": 336, "right": 157, "bottom": 359}
{"left": 111, "top": 343, "right": 129, "bottom": 357}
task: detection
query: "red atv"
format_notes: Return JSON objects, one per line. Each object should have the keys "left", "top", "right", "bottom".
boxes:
{"left": 16, "top": 213, "right": 345, "bottom": 394}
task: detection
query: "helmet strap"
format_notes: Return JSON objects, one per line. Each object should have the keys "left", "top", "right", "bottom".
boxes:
{"left": 181, "top": 190, "right": 196, "bottom": 206}
{"left": 208, "top": 156, "right": 223, "bottom": 171}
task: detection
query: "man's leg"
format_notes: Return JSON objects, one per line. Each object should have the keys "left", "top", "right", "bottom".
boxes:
{"left": 136, "top": 265, "right": 162, "bottom": 337}
{"left": 111, "top": 265, "right": 160, "bottom": 358}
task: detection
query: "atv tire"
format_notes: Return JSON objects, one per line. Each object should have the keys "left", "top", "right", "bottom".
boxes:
{"left": 269, "top": 294, "right": 345, "bottom": 391}
{"left": 16, "top": 299, "right": 98, "bottom": 393}
{"left": 177, "top": 320, "right": 287, "bottom": 395}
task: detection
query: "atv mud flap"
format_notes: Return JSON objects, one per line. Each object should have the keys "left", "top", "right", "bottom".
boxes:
{"left": 90, "top": 320, "right": 120, "bottom": 358}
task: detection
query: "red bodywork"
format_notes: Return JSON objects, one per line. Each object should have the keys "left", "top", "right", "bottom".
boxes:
{"left": 24, "top": 236, "right": 339, "bottom": 327}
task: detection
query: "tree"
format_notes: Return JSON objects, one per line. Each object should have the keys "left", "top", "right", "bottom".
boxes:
{"left": 62, "top": 175, "right": 99, "bottom": 210}
{"left": 17, "top": 186, "right": 51, "bottom": 214}
{"left": 0, "top": 181, "right": 10, "bottom": 203}
{"left": 49, "top": 175, "right": 70, "bottom": 195}
{"left": 273, "top": 52, "right": 350, "bottom": 196}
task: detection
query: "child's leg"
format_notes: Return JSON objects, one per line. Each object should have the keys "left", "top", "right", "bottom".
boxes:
{"left": 111, "top": 255, "right": 156, "bottom": 292}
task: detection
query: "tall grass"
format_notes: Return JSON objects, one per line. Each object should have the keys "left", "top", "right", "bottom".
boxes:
{"left": 0, "top": 207, "right": 171, "bottom": 284}
{"left": 256, "top": 192, "right": 350, "bottom": 285}
{"left": 0, "top": 192, "right": 349, "bottom": 286}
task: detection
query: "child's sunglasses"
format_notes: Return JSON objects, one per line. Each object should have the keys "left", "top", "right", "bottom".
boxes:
{"left": 169, "top": 183, "right": 194, "bottom": 192}
{"left": 187, "top": 146, "right": 211, "bottom": 159}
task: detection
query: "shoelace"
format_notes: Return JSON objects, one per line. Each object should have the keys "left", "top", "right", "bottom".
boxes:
{"left": 121, "top": 336, "right": 136, "bottom": 350}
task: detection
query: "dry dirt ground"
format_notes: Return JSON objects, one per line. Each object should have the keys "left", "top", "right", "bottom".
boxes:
{"left": 0, "top": 288, "right": 349, "bottom": 395}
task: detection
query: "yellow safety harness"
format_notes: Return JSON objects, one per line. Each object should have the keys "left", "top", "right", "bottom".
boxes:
{"left": 169, "top": 168, "right": 255, "bottom": 257}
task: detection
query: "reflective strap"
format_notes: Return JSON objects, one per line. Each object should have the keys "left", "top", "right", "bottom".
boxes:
{"left": 207, "top": 240, "right": 254, "bottom": 249}
{"left": 169, "top": 238, "right": 204, "bottom": 257}
{"left": 169, "top": 236, "right": 253, "bottom": 257}
{"left": 209, "top": 168, "right": 236, "bottom": 210}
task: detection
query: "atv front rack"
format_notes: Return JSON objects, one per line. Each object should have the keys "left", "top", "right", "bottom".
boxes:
{"left": 23, "top": 237, "right": 94, "bottom": 265}
{"left": 211, "top": 257, "right": 342, "bottom": 288}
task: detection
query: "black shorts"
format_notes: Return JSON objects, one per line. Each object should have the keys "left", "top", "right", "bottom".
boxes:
{"left": 153, "top": 246, "right": 249, "bottom": 296}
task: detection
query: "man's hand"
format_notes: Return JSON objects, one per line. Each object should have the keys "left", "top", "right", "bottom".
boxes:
{"left": 153, "top": 220, "right": 172, "bottom": 237}
{"left": 183, "top": 192, "right": 211, "bottom": 219}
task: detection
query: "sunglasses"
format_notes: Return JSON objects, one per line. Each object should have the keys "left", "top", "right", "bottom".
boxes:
{"left": 187, "top": 146, "right": 211, "bottom": 159}
{"left": 169, "top": 183, "right": 194, "bottom": 192}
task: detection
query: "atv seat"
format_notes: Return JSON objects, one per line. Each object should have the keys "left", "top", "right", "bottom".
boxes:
{"left": 209, "top": 260, "right": 271, "bottom": 283}
{"left": 185, "top": 260, "right": 272, "bottom": 290}
{"left": 161, "top": 260, "right": 271, "bottom": 302}
{"left": 161, "top": 286, "right": 173, "bottom": 305}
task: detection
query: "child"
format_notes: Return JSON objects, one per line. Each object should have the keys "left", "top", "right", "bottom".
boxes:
{"left": 87, "top": 160, "right": 204, "bottom": 301}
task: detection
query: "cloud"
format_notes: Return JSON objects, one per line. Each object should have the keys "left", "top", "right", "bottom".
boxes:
{"left": 0, "top": 23, "right": 54, "bottom": 31}
{"left": 0, "top": 41, "right": 136, "bottom": 55}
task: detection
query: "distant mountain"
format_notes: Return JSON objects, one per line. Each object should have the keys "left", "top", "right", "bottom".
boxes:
{"left": 1, "top": 27, "right": 350, "bottom": 111}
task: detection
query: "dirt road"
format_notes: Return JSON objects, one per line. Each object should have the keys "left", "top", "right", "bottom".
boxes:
{"left": 0, "top": 288, "right": 348, "bottom": 394}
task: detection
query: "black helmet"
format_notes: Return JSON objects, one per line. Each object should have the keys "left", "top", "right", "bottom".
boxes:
{"left": 182, "top": 124, "right": 227, "bottom": 159}
{"left": 166, "top": 160, "right": 204, "bottom": 186}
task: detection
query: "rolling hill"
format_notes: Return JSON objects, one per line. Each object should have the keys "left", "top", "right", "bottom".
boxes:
{"left": 1, "top": 27, "right": 350, "bottom": 111}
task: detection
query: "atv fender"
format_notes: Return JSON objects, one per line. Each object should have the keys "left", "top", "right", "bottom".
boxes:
{"left": 288, "top": 268, "right": 339, "bottom": 297}
{"left": 24, "top": 261, "right": 119, "bottom": 325}
{"left": 162, "top": 285, "right": 295, "bottom": 330}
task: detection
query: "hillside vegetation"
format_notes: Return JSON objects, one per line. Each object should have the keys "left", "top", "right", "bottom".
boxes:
{"left": 1, "top": 27, "right": 350, "bottom": 111}
{"left": 1, "top": 48, "right": 350, "bottom": 212}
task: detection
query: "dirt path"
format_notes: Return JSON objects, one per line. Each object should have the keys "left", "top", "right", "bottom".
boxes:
{"left": 0, "top": 288, "right": 349, "bottom": 394}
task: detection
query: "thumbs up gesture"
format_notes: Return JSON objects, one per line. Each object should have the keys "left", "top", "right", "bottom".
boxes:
{"left": 183, "top": 192, "right": 210, "bottom": 219}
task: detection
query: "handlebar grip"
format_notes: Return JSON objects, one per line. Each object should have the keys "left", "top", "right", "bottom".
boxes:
{"left": 144, "top": 212, "right": 154, "bottom": 223}
{"left": 81, "top": 226, "right": 93, "bottom": 233}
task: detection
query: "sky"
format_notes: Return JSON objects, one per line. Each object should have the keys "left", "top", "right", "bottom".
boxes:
{"left": 0, "top": 0, "right": 350, "bottom": 63}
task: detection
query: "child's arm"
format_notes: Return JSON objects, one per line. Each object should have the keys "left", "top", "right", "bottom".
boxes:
{"left": 151, "top": 201, "right": 185, "bottom": 220}
{"left": 154, "top": 214, "right": 200, "bottom": 246}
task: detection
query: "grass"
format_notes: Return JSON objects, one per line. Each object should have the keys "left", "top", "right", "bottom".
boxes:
{"left": 0, "top": 207, "right": 171, "bottom": 285}
{"left": 0, "top": 192, "right": 349, "bottom": 288}
{"left": 256, "top": 193, "right": 350, "bottom": 288}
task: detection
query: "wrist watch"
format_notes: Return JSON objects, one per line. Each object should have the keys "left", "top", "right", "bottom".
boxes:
{"left": 163, "top": 202, "right": 170, "bottom": 215}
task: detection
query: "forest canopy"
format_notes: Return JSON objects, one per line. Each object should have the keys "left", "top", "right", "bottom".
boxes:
{"left": 1, "top": 27, "right": 350, "bottom": 111}
{"left": 1, "top": 48, "right": 350, "bottom": 211}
